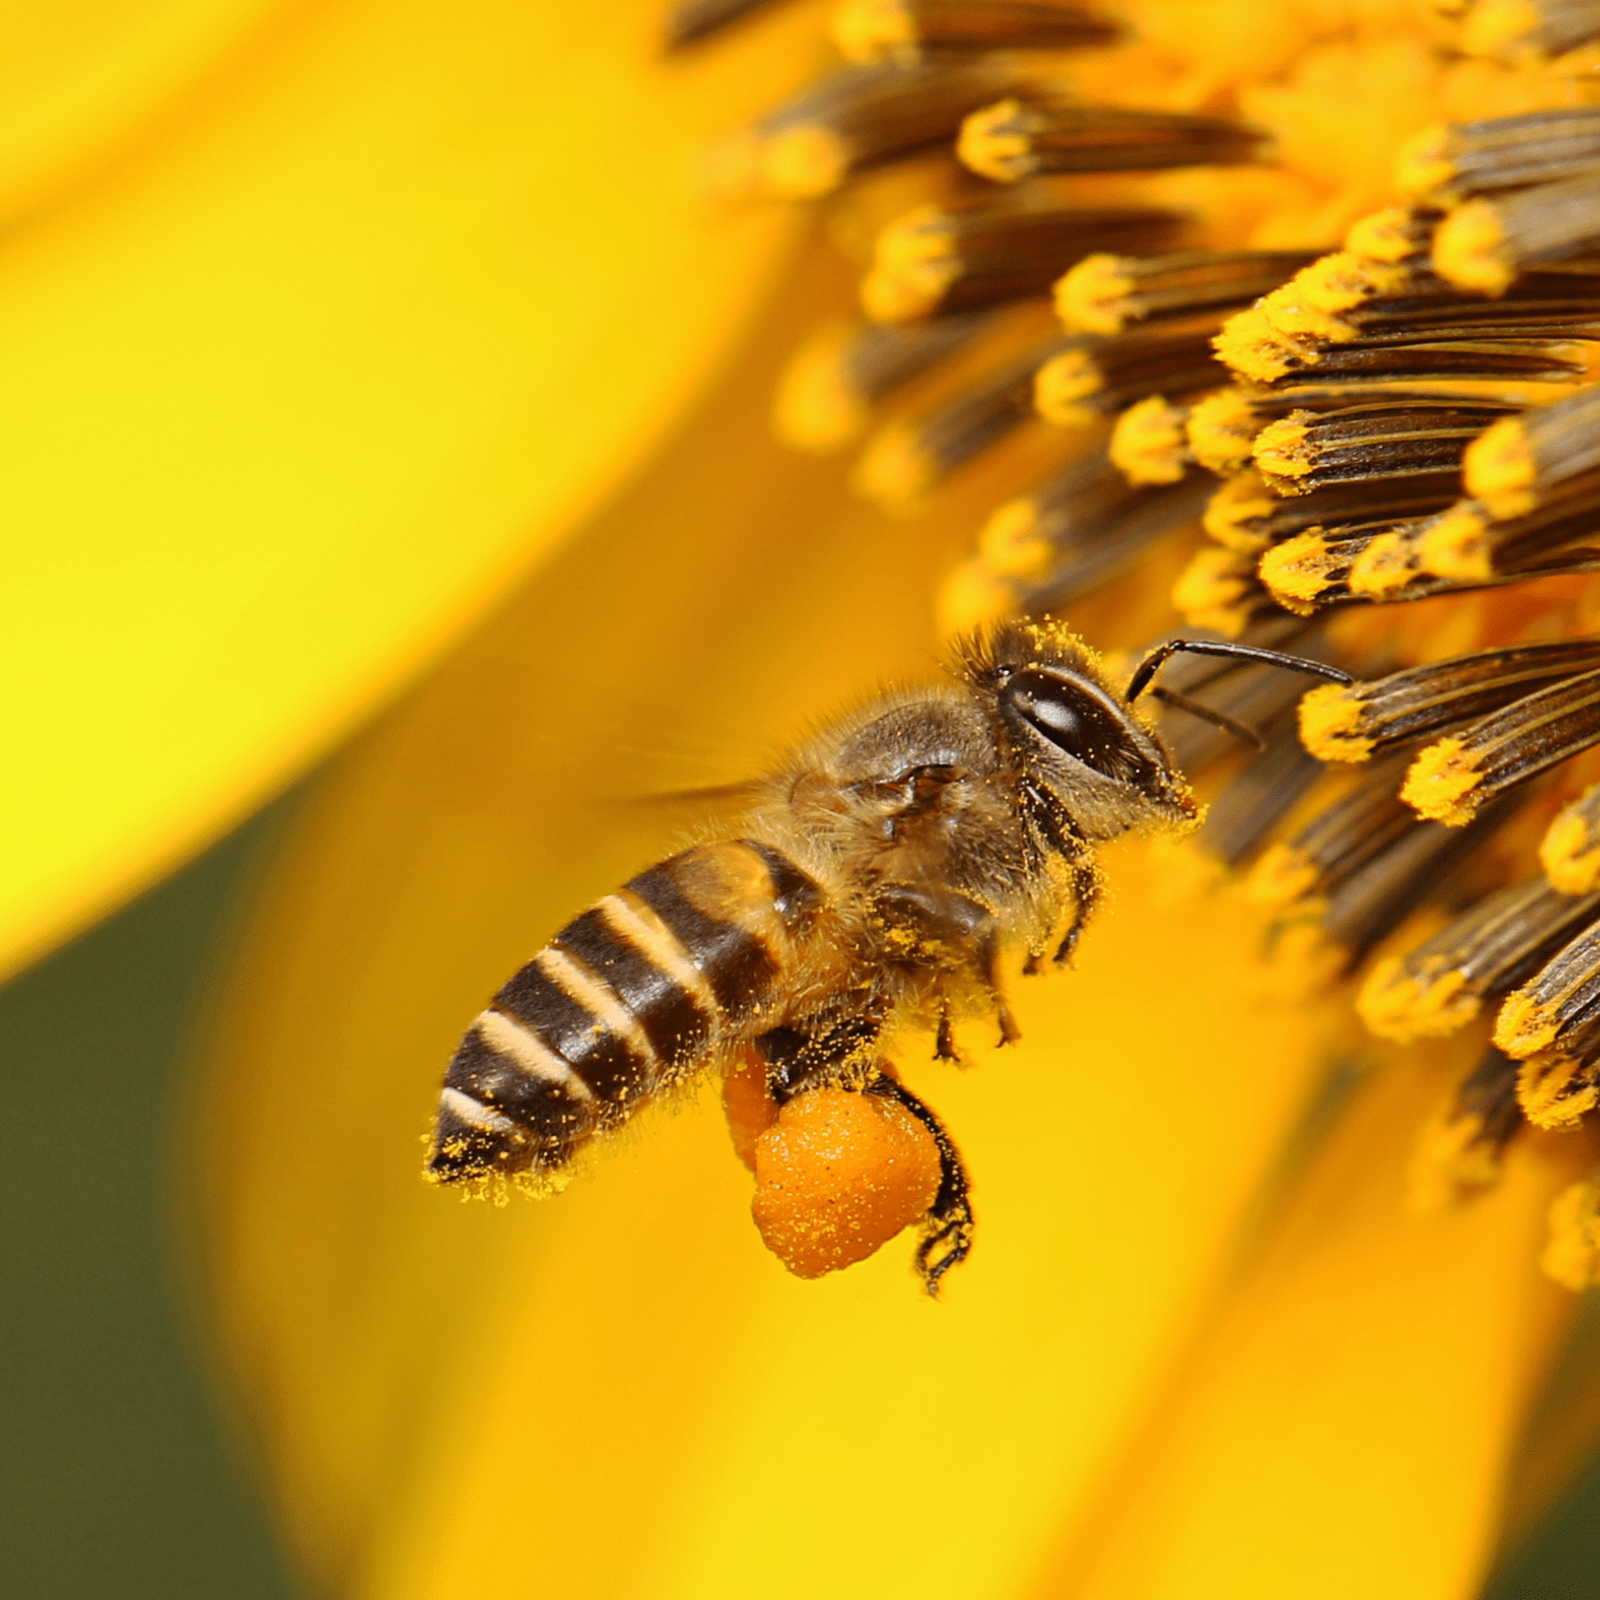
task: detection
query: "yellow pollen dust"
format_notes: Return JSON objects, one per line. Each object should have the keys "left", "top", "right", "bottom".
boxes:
{"left": 1212, "top": 304, "right": 1303, "bottom": 384}
{"left": 750, "top": 1087, "right": 943, "bottom": 1279}
{"left": 1201, "top": 470, "right": 1276, "bottom": 552}
{"left": 1298, "top": 682, "right": 1374, "bottom": 761}
{"left": 1348, "top": 529, "right": 1420, "bottom": 597}
{"left": 1420, "top": 503, "right": 1492, "bottom": 580}
{"left": 1401, "top": 737, "right": 1484, "bottom": 825}
{"left": 1541, "top": 801, "right": 1600, "bottom": 892}
{"left": 1543, "top": 1176, "right": 1600, "bottom": 1291}
{"left": 1406, "top": 1108, "right": 1499, "bottom": 1218}
{"left": 1357, "top": 956, "right": 1478, "bottom": 1042}
{"left": 1034, "top": 349, "right": 1102, "bottom": 426}
{"left": 1433, "top": 199, "right": 1515, "bottom": 295}
{"left": 1345, "top": 207, "right": 1427, "bottom": 264}
{"left": 1260, "top": 532, "right": 1338, "bottom": 613}
{"left": 1463, "top": 414, "right": 1538, "bottom": 518}
{"left": 1055, "top": 253, "right": 1137, "bottom": 335}
{"left": 829, "top": 0, "right": 917, "bottom": 64}
{"left": 1186, "top": 388, "right": 1257, "bottom": 474}
{"left": 958, "top": 100, "right": 1033, "bottom": 183}
{"left": 1110, "top": 395, "right": 1188, "bottom": 484}
{"left": 1493, "top": 987, "right": 1561, "bottom": 1059}
{"left": 978, "top": 497, "right": 1052, "bottom": 579}
{"left": 1253, "top": 415, "right": 1313, "bottom": 482}
{"left": 1172, "top": 546, "right": 1254, "bottom": 637}
{"left": 1517, "top": 1052, "right": 1600, "bottom": 1130}
{"left": 1460, "top": 0, "right": 1544, "bottom": 58}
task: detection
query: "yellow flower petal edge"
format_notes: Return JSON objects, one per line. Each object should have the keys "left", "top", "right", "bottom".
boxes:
{"left": 0, "top": 0, "right": 282, "bottom": 224}
{"left": 189, "top": 263, "right": 1339, "bottom": 1599}
{"left": 0, "top": 0, "right": 819, "bottom": 981}
{"left": 1032, "top": 1061, "right": 1587, "bottom": 1600}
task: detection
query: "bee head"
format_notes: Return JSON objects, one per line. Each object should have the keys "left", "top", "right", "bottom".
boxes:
{"left": 963, "top": 622, "right": 1198, "bottom": 842}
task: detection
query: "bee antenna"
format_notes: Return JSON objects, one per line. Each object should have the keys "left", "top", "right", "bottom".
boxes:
{"left": 1146, "top": 685, "right": 1266, "bottom": 749}
{"left": 1125, "top": 638, "right": 1353, "bottom": 705}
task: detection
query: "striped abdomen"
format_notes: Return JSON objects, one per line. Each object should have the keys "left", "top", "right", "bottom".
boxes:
{"left": 428, "top": 839, "right": 820, "bottom": 1183}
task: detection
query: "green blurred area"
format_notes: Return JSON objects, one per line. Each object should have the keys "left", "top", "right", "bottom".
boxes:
{"left": 3, "top": 801, "right": 1600, "bottom": 1600}
{"left": 0, "top": 809, "right": 304, "bottom": 1600}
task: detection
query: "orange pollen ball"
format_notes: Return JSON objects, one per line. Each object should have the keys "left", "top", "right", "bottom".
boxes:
{"left": 750, "top": 1087, "right": 943, "bottom": 1279}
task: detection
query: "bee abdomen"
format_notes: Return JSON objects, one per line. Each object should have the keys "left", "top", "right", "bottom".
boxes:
{"left": 428, "top": 839, "right": 820, "bottom": 1183}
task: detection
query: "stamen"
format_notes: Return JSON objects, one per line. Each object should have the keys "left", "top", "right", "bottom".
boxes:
{"left": 1033, "top": 312, "right": 1229, "bottom": 428}
{"left": 980, "top": 447, "right": 1212, "bottom": 613}
{"left": 1433, "top": 173, "right": 1600, "bottom": 295}
{"left": 1298, "top": 639, "right": 1600, "bottom": 762}
{"left": 1463, "top": 384, "right": 1600, "bottom": 517}
{"left": 1402, "top": 663, "right": 1600, "bottom": 824}
{"left": 1056, "top": 249, "right": 1320, "bottom": 336}
{"left": 861, "top": 194, "right": 1185, "bottom": 321}
{"left": 1205, "top": 470, "right": 1464, "bottom": 554}
{"left": 1458, "top": 0, "right": 1600, "bottom": 61}
{"left": 1253, "top": 399, "right": 1520, "bottom": 497}
{"left": 1358, "top": 877, "right": 1600, "bottom": 1041}
{"left": 958, "top": 99, "right": 1266, "bottom": 184}
{"left": 1517, "top": 1047, "right": 1600, "bottom": 1129}
{"left": 773, "top": 312, "right": 992, "bottom": 451}
{"left": 1543, "top": 781, "right": 1600, "bottom": 891}
{"left": 830, "top": 0, "right": 1124, "bottom": 65}
{"left": 1260, "top": 527, "right": 1390, "bottom": 614}
{"left": 714, "top": 60, "right": 1047, "bottom": 199}
{"left": 1407, "top": 1047, "right": 1524, "bottom": 1215}
{"left": 853, "top": 335, "right": 1063, "bottom": 505}
{"left": 1213, "top": 250, "right": 1600, "bottom": 384}
{"left": 1399, "top": 107, "right": 1600, "bottom": 207}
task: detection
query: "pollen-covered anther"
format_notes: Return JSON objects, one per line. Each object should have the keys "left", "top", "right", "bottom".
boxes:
{"left": 1305, "top": 639, "right": 1600, "bottom": 765}
{"left": 1345, "top": 206, "right": 1437, "bottom": 266}
{"left": 1543, "top": 1173, "right": 1600, "bottom": 1290}
{"left": 1542, "top": 781, "right": 1600, "bottom": 891}
{"left": 1517, "top": 1049, "right": 1600, "bottom": 1129}
{"left": 1347, "top": 528, "right": 1425, "bottom": 598}
{"left": 1464, "top": 385, "right": 1600, "bottom": 519}
{"left": 749, "top": 1085, "right": 943, "bottom": 1278}
{"left": 1494, "top": 917, "right": 1600, "bottom": 1062}
{"left": 1406, "top": 1048, "right": 1523, "bottom": 1215}
{"left": 862, "top": 197, "right": 1184, "bottom": 323}
{"left": 773, "top": 314, "right": 992, "bottom": 453}
{"left": 1244, "top": 842, "right": 1322, "bottom": 908}
{"left": 957, "top": 97, "right": 1266, "bottom": 184}
{"left": 830, "top": 0, "right": 1124, "bottom": 65}
{"left": 1357, "top": 877, "right": 1600, "bottom": 1041}
{"left": 712, "top": 59, "right": 1055, "bottom": 200}
{"left": 1033, "top": 314, "right": 1228, "bottom": 428}
{"left": 1434, "top": 172, "right": 1600, "bottom": 295}
{"left": 1402, "top": 105, "right": 1600, "bottom": 208}
{"left": 1259, "top": 531, "right": 1366, "bottom": 615}
{"left": 1110, "top": 396, "right": 1190, "bottom": 484}
{"left": 1186, "top": 387, "right": 1259, "bottom": 475}
{"left": 1201, "top": 471, "right": 1277, "bottom": 552}
{"left": 1417, "top": 501, "right": 1492, "bottom": 580}
{"left": 1401, "top": 662, "right": 1600, "bottom": 824}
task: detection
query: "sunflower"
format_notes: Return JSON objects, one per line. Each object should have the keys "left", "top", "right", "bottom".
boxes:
{"left": 14, "top": 0, "right": 1600, "bottom": 1595}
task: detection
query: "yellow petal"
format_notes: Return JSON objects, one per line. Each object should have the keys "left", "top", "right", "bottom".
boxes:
{"left": 192, "top": 260, "right": 1340, "bottom": 1598}
{"left": 0, "top": 0, "right": 816, "bottom": 979}
{"left": 1035, "top": 1060, "right": 1586, "bottom": 1600}
{"left": 0, "top": 0, "right": 282, "bottom": 221}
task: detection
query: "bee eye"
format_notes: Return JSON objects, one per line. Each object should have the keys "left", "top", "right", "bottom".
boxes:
{"left": 1003, "top": 668, "right": 1144, "bottom": 776}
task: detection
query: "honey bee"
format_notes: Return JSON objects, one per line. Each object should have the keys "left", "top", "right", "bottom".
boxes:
{"left": 426, "top": 621, "right": 1347, "bottom": 1290}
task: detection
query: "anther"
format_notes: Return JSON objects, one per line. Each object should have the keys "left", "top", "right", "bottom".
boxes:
{"left": 1463, "top": 385, "right": 1600, "bottom": 519}
{"left": 830, "top": 0, "right": 1124, "bottom": 65}
{"left": 1033, "top": 313, "right": 1230, "bottom": 429}
{"left": 1542, "top": 781, "right": 1600, "bottom": 892}
{"left": 958, "top": 99, "right": 1266, "bottom": 184}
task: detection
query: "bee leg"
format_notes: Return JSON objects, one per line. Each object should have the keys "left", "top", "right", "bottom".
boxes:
{"left": 934, "top": 1005, "right": 960, "bottom": 1062}
{"left": 979, "top": 933, "right": 1022, "bottom": 1046}
{"left": 756, "top": 1006, "right": 887, "bottom": 1102}
{"left": 1052, "top": 846, "right": 1102, "bottom": 966}
{"left": 866, "top": 1074, "right": 974, "bottom": 1298}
